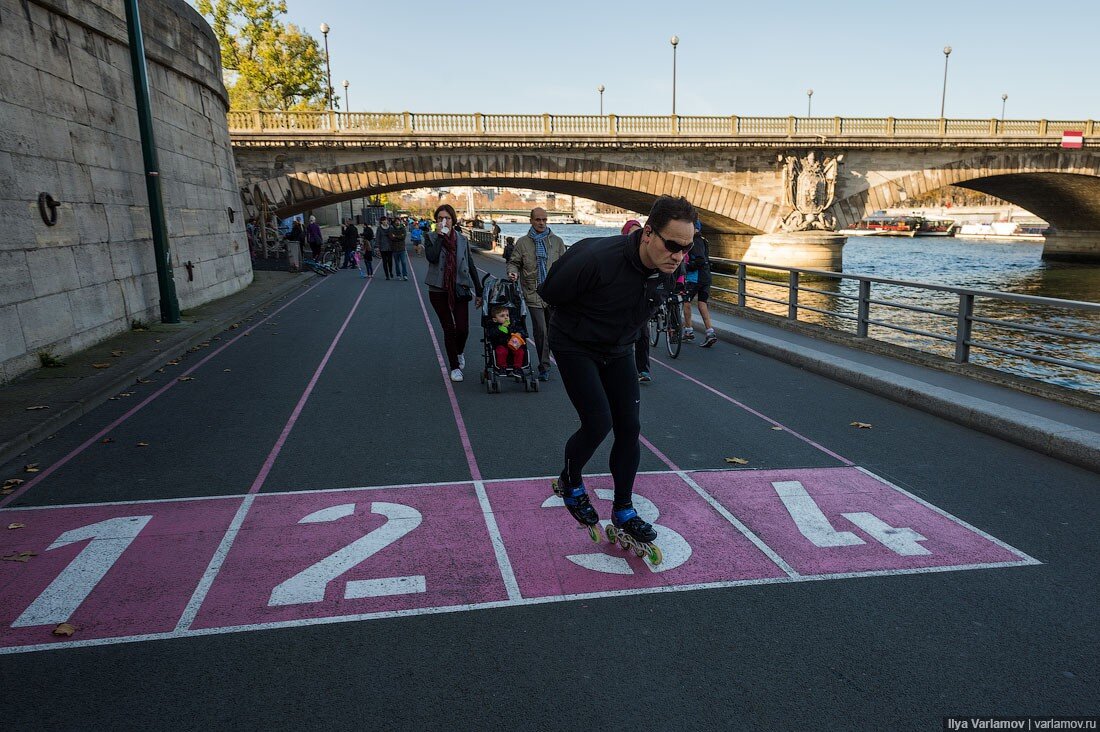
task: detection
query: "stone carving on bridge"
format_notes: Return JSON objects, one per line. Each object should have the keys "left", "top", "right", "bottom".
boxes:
{"left": 778, "top": 151, "right": 844, "bottom": 232}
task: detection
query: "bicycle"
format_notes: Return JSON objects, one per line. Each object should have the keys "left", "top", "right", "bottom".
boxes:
{"left": 647, "top": 287, "right": 685, "bottom": 358}
{"left": 321, "top": 236, "right": 344, "bottom": 270}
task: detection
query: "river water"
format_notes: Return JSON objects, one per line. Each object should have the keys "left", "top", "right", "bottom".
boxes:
{"left": 497, "top": 224, "right": 1100, "bottom": 393}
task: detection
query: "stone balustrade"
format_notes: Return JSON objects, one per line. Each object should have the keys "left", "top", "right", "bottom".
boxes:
{"left": 226, "top": 110, "right": 1098, "bottom": 138}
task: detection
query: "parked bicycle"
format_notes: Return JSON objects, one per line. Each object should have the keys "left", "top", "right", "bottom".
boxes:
{"left": 648, "top": 287, "right": 685, "bottom": 358}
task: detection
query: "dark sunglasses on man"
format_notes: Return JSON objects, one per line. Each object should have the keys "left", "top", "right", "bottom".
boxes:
{"left": 647, "top": 227, "right": 692, "bottom": 254}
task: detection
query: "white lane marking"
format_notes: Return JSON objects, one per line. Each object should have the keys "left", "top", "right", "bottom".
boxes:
{"left": 842, "top": 512, "right": 930, "bottom": 556}
{"left": 773, "top": 481, "right": 865, "bottom": 548}
{"left": 299, "top": 503, "right": 355, "bottom": 523}
{"left": 0, "top": 558, "right": 1037, "bottom": 656}
{"left": 473, "top": 480, "right": 522, "bottom": 601}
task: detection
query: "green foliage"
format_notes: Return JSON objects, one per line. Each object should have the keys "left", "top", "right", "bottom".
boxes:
{"left": 38, "top": 351, "right": 65, "bottom": 368}
{"left": 197, "top": 0, "right": 329, "bottom": 110}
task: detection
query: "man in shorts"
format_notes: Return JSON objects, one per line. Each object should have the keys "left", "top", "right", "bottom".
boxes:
{"left": 683, "top": 220, "right": 718, "bottom": 347}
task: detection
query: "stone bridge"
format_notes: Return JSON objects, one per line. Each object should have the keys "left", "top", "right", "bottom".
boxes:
{"left": 230, "top": 111, "right": 1100, "bottom": 264}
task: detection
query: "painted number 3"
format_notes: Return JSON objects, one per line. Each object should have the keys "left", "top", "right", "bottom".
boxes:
{"left": 542, "top": 489, "right": 692, "bottom": 574}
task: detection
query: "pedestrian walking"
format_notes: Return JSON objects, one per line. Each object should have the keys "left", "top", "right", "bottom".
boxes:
{"left": 423, "top": 204, "right": 484, "bottom": 382}
{"left": 287, "top": 218, "right": 306, "bottom": 271}
{"left": 683, "top": 220, "right": 718, "bottom": 347}
{"left": 340, "top": 218, "right": 359, "bottom": 269}
{"left": 376, "top": 216, "right": 396, "bottom": 280}
{"left": 507, "top": 207, "right": 566, "bottom": 381}
{"left": 391, "top": 217, "right": 410, "bottom": 280}
{"left": 538, "top": 195, "right": 696, "bottom": 556}
{"left": 306, "top": 215, "right": 324, "bottom": 261}
{"left": 358, "top": 222, "right": 374, "bottom": 278}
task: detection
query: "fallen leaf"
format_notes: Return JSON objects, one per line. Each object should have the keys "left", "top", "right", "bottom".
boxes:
{"left": 155, "top": 339, "right": 162, "bottom": 343}
{"left": 213, "top": 337, "right": 221, "bottom": 341}
{"left": 52, "top": 623, "right": 76, "bottom": 637}
{"left": 3, "top": 479, "right": 24, "bottom": 488}
{"left": 243, "top": 333, "right": 251, "bottom": 337}
{"left": 137, "top": 378, "right": 152, "bottom": 384}
{"left": 724, "top": 457, "right": 749, "bottom": 465}
{"left": 91, "top": 363, "right": 111, "bottom": 369}
{"left": 25, "top": 405, "right": 49, "bottom": 411}
{"left": 108, "top": 397, "right": 118, "bottom": 401}
{"left": 7, "top": 523, "right": 25, "bottom": 530}
{"left": 100, "top": 438, "right": 114, "bottom": 444}
{"left": 850, "top": 421, "right": 873, "bottom": 429}
{"left": 770, "top": 426, "right": 783, "bottom": 431}
{"left": 24, "top": 464, "right": 40, "bottom": 473}
{"left": 167, "top": 360, "right": 180, "bottom": 366}
{"left": 1, "top": 551, "right": 36, "bottom": 562}
{"left": 228, "top": 323, "right": 240, "bottom": 330}
{"left": 178, "top": 376, "right": 194, "bottom": 382}
{"left": 223, "top": 369, "right": 231, "bottom": 372}
{"left": 136, "top": 441, "right": 149, "bottom": 447}
{"left": 156, "top": 368, "right": 166, "bottom": 373}
{"left": 1, "top": 489, "right": 12, "bottom": 495}
{"left": 111, "top": 350, "right": 125, "bottom": 357}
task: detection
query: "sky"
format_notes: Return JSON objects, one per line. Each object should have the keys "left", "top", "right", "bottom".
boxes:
{"left": 278, "top": 0, "right": 1098, "bottom": 120}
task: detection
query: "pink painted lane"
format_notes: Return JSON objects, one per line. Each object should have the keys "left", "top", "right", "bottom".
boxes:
{"left": 0, "top": 498, "right": 240, "bottom": 648}
{"left": 190, "top": 483, "right": 509, "bottom": 629}
{"left": 690, "top": 467, "right": 1027, "bottom": 576}
{"left": 484, "top": 473, "right": 788, "bottom": 599}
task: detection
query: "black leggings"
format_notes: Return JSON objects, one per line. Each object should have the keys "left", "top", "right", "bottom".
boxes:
{"left": 553, "top": 349, "right": 641, "bottom": 508}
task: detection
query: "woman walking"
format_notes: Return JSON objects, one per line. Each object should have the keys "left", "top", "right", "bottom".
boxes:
{"left": 377, "top": 216, "right": 395, "bottom": 280}
{"left": 424, "top": 204, "right": 484, "bottom": 382}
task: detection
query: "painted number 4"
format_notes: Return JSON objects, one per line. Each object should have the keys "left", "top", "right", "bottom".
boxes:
{"left": 268, "top": 502, "right": 426, "bottom": 606}
{"left": 774, "top": 481, "right": 930, "bottom": 556}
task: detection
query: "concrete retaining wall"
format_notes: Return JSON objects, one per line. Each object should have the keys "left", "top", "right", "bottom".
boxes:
{"left": 0, "top": 0, "right": 251, "bottom": 382}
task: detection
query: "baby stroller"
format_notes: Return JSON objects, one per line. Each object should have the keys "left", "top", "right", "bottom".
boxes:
{"left": 479, "top": 274, "right": 539, "bottom": 393}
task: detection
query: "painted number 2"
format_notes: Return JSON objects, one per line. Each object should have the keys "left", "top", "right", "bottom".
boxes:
{"left": 774, "top": 481, "right": 930, "bottom": 556}
{"left": 268, "top": 502, "right": 426, "bottom": 606}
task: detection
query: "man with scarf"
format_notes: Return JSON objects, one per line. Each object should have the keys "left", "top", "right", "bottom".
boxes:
{"left": 507, "top": 207, "right": 566, "bottom": 381}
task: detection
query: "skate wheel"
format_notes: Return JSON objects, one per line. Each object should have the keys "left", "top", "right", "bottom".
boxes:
{"left": 587, "top": 524, "right": 602, "bottom": 544}
{"left": 646, "top": 544, "right": 664, "bottom": 566}
{"left": 617, "top": 537, "right": 630, "bottom": 551}
{"left": 633, "top": 544, "right": 646, "bottom": 558}
{"left": 605, "top": 526, "right": 618, "bottom": 543}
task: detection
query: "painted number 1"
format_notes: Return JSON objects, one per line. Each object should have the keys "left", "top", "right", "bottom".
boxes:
{"left": 12, "top": 515, "right": 153, "bottom": 627}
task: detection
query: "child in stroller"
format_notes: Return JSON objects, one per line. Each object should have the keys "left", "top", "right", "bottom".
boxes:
{"left": 479, "top": 275, "right": 539, "bottom": 393}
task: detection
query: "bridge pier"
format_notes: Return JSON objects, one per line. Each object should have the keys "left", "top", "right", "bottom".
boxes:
{"left": 708, "top": 231, "right": 845, "bottom": 271}
{"left": 1042, "top": 231, "right": 1100, "bottom": 263}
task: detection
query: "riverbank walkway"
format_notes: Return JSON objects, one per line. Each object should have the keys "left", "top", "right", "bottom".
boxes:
{"left": 0, "top": 252, "right": 1096, "bottom": 730}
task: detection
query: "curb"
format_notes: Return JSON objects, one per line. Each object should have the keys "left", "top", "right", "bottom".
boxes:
{"left": 710, "top": 320, "right": 1100, "bottom": 474}
{"left": 0, "top": 272, "right": 316, "bottom": 468}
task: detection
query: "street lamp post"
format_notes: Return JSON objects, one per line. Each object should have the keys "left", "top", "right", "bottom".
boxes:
{"left": 670, "top": 35, "right": 679, "bottom": 115}
{"left": 940, "top": 45, "right": 952, "bottom": 118}
{"left": 320, "top": 22, "right": 333, "bottom": 111}
{"left": 807, "top": 88, "right": 814, "bottom": 117}
{"left": 597, "top": 84, "right": 605, "bottom": 115}
{"left": 1001, "top": 93, "right": 1008, "bottom": 121}
{"left": 343, "top": 79, "right": 350, "bottom": 112}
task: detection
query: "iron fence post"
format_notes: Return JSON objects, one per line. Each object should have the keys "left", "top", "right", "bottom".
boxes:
{"left": 737, "top": 264, "right": 746, "bottom": 307}
{"left": 788, "top": 271, "right": 799, "bottom": 320}
{"left": 857, "top": 280, "right": 871, "bottom": 337}
{"left": 955, "top": 293, "right": 974, "bottom": 363}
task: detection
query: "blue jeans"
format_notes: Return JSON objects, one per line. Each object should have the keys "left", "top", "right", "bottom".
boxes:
{"left": 393, "top": 250, "right": 409, "bottom": 278}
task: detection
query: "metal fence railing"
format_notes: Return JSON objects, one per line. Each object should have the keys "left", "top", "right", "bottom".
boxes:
{"left": 709, "top": 257, "right": 1100, "bottom": 394}
{"left": 226, "top": 110, "right": 1098, "bottom": 139}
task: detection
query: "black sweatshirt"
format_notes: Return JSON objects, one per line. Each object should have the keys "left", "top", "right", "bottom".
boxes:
{"left": 538, "top": 230, "right": 660, "bottom": 357}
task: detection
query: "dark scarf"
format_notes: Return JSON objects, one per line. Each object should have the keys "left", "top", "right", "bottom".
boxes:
{"left": 440, "top": 228, "right": 459, "bottom": 310}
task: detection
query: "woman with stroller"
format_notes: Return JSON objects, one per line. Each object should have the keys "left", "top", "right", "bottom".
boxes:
{"left": 424, "top": 204, "right": 484, "bottom": 382}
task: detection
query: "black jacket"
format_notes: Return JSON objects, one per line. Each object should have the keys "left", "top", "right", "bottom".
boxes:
{"left": 341, "top": 224, "right": 359, "bottom": 252}
{"left": 685, "top": 233, "right": 712, "bottom": 286}
{"left": 538, "top": 231, "right": 660, "bottom": 357}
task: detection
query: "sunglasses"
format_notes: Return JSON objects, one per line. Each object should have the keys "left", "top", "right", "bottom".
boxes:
{"left": 649, "top": 227, "right": 692, "bottom": 254}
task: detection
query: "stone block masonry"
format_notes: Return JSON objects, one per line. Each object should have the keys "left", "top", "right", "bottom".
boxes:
{"left": 0, "top": 0, "right": 251, "bottom": 382}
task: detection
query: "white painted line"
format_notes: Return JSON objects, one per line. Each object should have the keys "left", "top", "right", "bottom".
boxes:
{"left": 675, "top": 470, "right": 800, "bottom": 578}
{"left": 174, "top": 494, "right": 256, "bottom": 631}
{"left": 0, "top": 556, "right": 1036, "bottom": 656}
{"left": 853, "top": 466, "right": 1042, "bottom": 565}
{"left": 473, "top": 480, "right": 522, "bottom": 601}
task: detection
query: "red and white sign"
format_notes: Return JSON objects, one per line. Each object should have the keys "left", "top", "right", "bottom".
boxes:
{"left": 1061, "top": 130, "right": 1084, "bottom": 149}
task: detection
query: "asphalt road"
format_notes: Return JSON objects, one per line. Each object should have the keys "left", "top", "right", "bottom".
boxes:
{"left": 0, "top": 252, "right": 1096, "bottom": 731}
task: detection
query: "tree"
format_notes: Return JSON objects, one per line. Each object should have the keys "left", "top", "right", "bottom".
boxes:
{"left": 197, "top": 0, "right": 328, "bottom": 110}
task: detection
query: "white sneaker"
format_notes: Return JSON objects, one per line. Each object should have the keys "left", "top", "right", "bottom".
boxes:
{"left": 450, "top": 368, "right": 464, "bottom": 382}
{"left": 457, "top": 354, "right": 466, "bottom": 369}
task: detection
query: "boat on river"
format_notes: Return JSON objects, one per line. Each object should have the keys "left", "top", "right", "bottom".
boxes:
{"left": 956, "top": 222, "right": 1052, "bottom": 240}
{"left": 840, "top": 215, "right": 957, "bottom": 237}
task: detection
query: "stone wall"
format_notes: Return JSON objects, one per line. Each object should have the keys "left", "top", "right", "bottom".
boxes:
{"left": 0, "top": 0, "right": 251, "bottom": 382}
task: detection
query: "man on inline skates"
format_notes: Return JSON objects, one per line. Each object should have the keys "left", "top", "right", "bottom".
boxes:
{"left": 537, "top": 195, "right": 697, "bottom": 564}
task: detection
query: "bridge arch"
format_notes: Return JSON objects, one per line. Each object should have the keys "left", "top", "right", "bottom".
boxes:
{"left": 834, "top": 151, "right": 1100, "bottom": 241}
{"left": 241, "top": 153, "right": 778, "bottom": 236}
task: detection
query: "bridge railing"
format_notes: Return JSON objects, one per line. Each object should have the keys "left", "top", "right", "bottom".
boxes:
{"left": 709, "top": 257, "right": 1100, "bottom": 394}
{"left": 227, "top": 111, "right": 1096, "bottom": 138}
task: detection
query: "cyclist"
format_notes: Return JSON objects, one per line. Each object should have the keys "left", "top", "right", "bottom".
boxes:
{"left": 683, "top": 220, "right": 718, "bottom": 347}
{"left": 538, "top": 195, "right": 696, "bottom": 545}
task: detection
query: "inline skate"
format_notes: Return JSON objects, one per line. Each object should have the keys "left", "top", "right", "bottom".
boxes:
{"left": 552, "top": 479, "right": 603, "bottom": 544}
{"left": 605, "top": 506, "right": 663, "bottom": 565}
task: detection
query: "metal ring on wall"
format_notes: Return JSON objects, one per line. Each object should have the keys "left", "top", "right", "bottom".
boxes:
{"left": 38, "top": 193, "right": 60, "bottom": 226}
